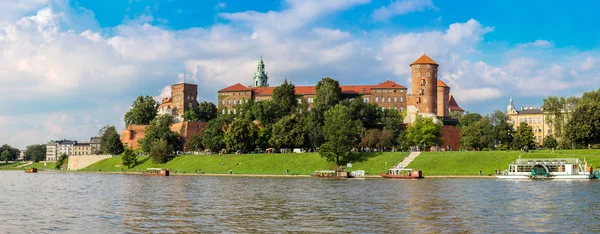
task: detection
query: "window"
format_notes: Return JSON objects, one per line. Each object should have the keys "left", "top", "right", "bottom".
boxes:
{"left": 382, "top": 97, "right": 385, "bottom": 103}
{"left": 424, "top": 99, "right": 427, "bottom": 103}
{"left": 188, "top": 103, "right": 192, "bottom": 108}
{"left": 222, "top": 109, "right": 225, "bottom": 114}
{"left": 529, "top": 118, "right": 532, "bottom": 124}
{"left": 426, "top": 65, "right": 430, "bottom": 68}
{"left": 417, "top": 73, "right": 420, "bottom": 77}
{"left": 426, "top": 73, "right": 430, "bottom": 76}
{"left": 227, "top": 100, "right": 231, "bottom": 105}
{"left": 548, "top": 129, "right": 552, "bottom": 134}
{"left": 400, "top": 97, "right": 404, "bottom": 102}
{"left": 308, "top": 97, "right": 313, "bottom": 103}
{"left": 388, "top": 97, "right": 391, "bottom": 102}
{"left": 375, "top": 97, "right": 379, "bottom": 102}
{"left": 533, "top": 118, "right": 537, "bottom": 124}
{"left": 363, "top": 97, "right": 369, "bottom": 103}
{"left": 245, "top": 99, "right": 249, "bottom": 103}
{"left": 394, "top": 97, "right": 397, "bottom": 102}
{"left": 227, "top": 109, "right": 231, "bottom": 114}
{"left": 393, "top": 90, "right": 397, "bottom": 93}
{"left": 420, "top": 88, "right": 425, "bottom": 95}
{"left": 221, "top": 100, "right": 224, "bottom": 105}
{"left": 297, "top": 98, "right": 302, "bottom": 103}
{"left": 416, "top": 65, "right": 420, "bottom": 68}
{"left": 233, "top": 109, "right": 237, "bottom": 114}
{"left": 233, "top": 100, "right": 237, "bottom": 105}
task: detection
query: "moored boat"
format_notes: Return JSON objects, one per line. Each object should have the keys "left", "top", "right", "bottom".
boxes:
{"left": 381, "top": 168, "right": 423, "bottom": 179}
{"left": 24, "top": 168, "right": 38, "bottom": 173}
{"left": 313, "top": 170, "right": 355, "bottom": 178}
{"left": 143, "top": 168, "right": 169, "bottom": 176}
{"left": 497, "top": 157, "right": 594, "bottom": 179}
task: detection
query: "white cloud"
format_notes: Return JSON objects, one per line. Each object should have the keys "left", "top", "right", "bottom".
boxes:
{"left": 581, "top": 57, "right": 596, "bottom": 71}
{"left": 517, "top": 39, "right": 554, "bottom": 48}
{"left": 444, "top": 19, "right": 493, "bottom": 45}
{"left": 371, "top": 0, "right": 436, "bottom": 21}
{"left": 215, "top": 2, "right": 227, "bottom": 9}
{"left": 312, "top": 28, "right": 351, "bottom": 41}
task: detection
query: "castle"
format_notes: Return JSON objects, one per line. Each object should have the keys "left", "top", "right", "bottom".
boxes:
{"left": 218, "top": 54, "right": 464, "bottom": 121}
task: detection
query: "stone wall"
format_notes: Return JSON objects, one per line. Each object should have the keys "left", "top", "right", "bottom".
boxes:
{"left": 68, "top": 155, "right": 113, "bottom": 170}
{"left": 440, "top": 125, "right": 460, "bottom": 150}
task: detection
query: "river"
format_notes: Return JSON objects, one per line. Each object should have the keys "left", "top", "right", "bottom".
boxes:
{"left": 1, "top": 171, "right": 599, "bottom": 233}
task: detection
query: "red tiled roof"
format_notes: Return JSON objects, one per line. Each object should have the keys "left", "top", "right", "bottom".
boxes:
{"left": 373, "top": 80, "right": 407, "bottom": 89}
{"left": 411, "top": 54, "right": 438, "bottom": 65}
{"left": 252, "top": 87, "right": 276, "bottom": 96}
{"left": 219, "top": 83, "right": 252, "bottom": 92}
{"left": 448, "top": 95, "right": 464, "bottom": 112}
{"left": 437, "top": 79, "right": 449, "bottom": 88}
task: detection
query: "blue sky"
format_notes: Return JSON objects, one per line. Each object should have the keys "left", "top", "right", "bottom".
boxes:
{"left": 0, "top": 0, "right": 599, "bottom": 148}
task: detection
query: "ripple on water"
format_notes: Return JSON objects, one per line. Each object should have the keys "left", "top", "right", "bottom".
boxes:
{"left": 1, "top": 171, "right": 600, "bottom": 232}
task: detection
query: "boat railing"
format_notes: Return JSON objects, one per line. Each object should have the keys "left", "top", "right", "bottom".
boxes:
{"left": 517, "top": 158, "right": 580, "bottom": 165}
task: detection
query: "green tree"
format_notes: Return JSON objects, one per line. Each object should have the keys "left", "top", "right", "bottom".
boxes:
{"left": 380, "top": 109, "right": 404, "bottom": 142}
{"left": 308, "top": 78, "right": 343, "bottom": 149}
{"left": 149, "top": 138, "right": 173, "bottom": 164}
{"left": 202, "top": 116, "right": 231, "bottom": 152}
{"left": 489, "top": 110, "right": 513, "bottom": 149}
{"left": 56, "top": 153, "right": 68, "bottom": 170}
{"left": 459, "top": 117, "right": 494, "bottom": 150}
{"left": 106, "top": 131, "right": 124, "bottom": 155}
{"left": 405, "top": 116, "right": 442, "bottom": 148}
{"left": 319, "top": 104, "right": 365, "bottom": 170}
{"left": 121, "top": 148, "right": 137, "bottom": 169}
{"left": 341, "top": 98, "right": 379, "bottom": 129}
{"left": 141, "top": 114, "right": 183, "bottom": 154}
{"left": 0, "top": 144, "right": 19, "bottom": 161}
{"left": 255, "top": 126, "right": 272, "bottom": 151}
{"left": 183, "top": 101, "right": 218, "bottom": 122}
{"left": 380, "top": 129, "right": 395, "bottom": 150}
{"left": 458, "top": 112, "right": 483, "bottom": 128}
{"left": 566, "top": 102, "right": 600, "bottom": 147}
{"left": 513, "top": 123, "right": 535, "bottom": 150}
{"left": 272, "top": 79, "right": 297, "bottom": 116}
{"left": 98, "top": 125, "right": 117, "bottom": 154}
{"left": 186, "top": 135, "right": 204, "bottom": 152}
{"left": 360, "top": 129, "right": 380, "bottom": 149}
{"left": 223, "top": 118, "right": 258, "bottom": 152}
{"left": 543, "top": 135, "right": 558, "bottom": 149}
{"left": 249, "top": 100, "right": 280, "bottom": 128}
{"left": 24, "top": 144, "right": 46, "bottom": 162}
{"left": 124, "top": 95, "right": 158, "bottom": 126}
{"left": 1, "top": 150, "right": 10, "bottom": 163}
{"left": 269, "top": 114, "right": 306, "bottom": 149}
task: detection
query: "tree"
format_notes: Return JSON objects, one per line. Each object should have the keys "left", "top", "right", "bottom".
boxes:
{"left": 141, "top": 114, "right": 183, "bottom": 154}
{"left": 186, "top": 135, "right": 204, "bottom": 152}
{"left": 98, "top": 125, "right": 117, "bottom": 154}
{"left": 269, "top": 114, "right": 307, "bottom": 149}
{"left": 124, "top": 95, "right": 158, "bottom": 126}
{"left": 341, "top": 98, "right": 379, "bottom": 129}
{"left": 149, "top": 139, "right": 173, "bottom": 164}
{"left": 248, "top": 100, "right": 280, "bottom": 128}
{"left": 0, "top": 144, "right": 19, "bottom": 161}
{"left": 24, "top": 144, "right": 46, "bottom": 162}
{"left": 121, "top": 148, "right": 137, "bottom": 169}
{"left": 543, "top": 135, "right": 558, "bottom": 149}
{"left": 1, "top": 150, "right": 10, "bottom": 163}
{"left": 56, "top": 153, "right": 68, "bottom": 170}
{"left": 183, "top": 101, "right": 218, "bottom": 122}
{"left": 489, "top": 110, "right": 513, "bottom": 149}
{"left": 106, "top": 132, "right": 124, "bottom": 155}
{"left": 308, "top": 78, "right": 342, "bottom": 149}
{"left": 458, "top": 112, "right": 482, "bottom": 128}
{"left": 319, "top": 104, "right": 365, "bottom": 170}
{"left": 360, "top": 129, "right": 380, "bottom": 149}
{"left": 379, "top": 129, "right": 395, "bottom": 150}
{"left": 380, "top": 109, "right": 404, "bottom": 142}
{"left": 513, "top": 123, "right": 535, "bottom": 150}
{"left": 566, "top": 102, "right": 600, "bottom": 147}
{"left": 202, "top": 116, "right": 231, "bottom": 152}
{"left": 459, "top": 117, "right": 494, "bottom": 150}
{"left": 223, "top": 118, "right": 258, "bottom": 152}
{"left": 272, "top": 79, "right": 297, "bottom": 116}
{"left": 405, "top": 116, "right": 442, "bottom": 149}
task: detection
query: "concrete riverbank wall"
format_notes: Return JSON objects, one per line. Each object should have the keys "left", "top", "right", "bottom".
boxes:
{"left": 68, "top": 155, "right": 113, "bottom": 170}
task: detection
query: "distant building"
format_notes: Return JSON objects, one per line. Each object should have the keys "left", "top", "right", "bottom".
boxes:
{"left": 56, "top": 140, "right": 77, "bottom": 158}
{"left": 46, "top": 142, "right": 58, "bottom": 161}
{"left": 90, "top": 137, "right": 101, "bottom": 154}
{"left": 18, "top": 150, "right": 25, "bottom": 161}
{"left": 73, "top": 142, "right": 91, "bottom": 155}
{"left": 157, "top": 83, "right": 199, "bottom": 122}
{"left": 121, "top": 121, "right": 207, "bottom": 151}
{"left": 506, "top": 98, "right": 550, "bottom": 146}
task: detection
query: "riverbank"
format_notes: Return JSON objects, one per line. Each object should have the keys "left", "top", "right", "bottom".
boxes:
{"left": 408, "top": 149, "right": 600, "bottom": 176}
{"left": 80, "top": 152, "right": 409, "bottom": 176}
{"left": 0, "top": 162, "right": 57, "bottom": 171}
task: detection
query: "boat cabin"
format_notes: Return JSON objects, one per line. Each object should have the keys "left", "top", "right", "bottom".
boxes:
{"left": 143, "top": 168, "right": 170, "bottom": 176}
{"left": 499, "top": 158, "right": 593, "bottom": 179}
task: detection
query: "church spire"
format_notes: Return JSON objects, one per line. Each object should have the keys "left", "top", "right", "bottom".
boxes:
{"left": 253, "top": 55, "right": 269, "bottom": 87}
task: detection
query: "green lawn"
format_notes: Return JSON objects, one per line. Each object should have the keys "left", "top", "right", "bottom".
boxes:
{"left": 81, "top": 152, "right": 409, "bottom": 175}
{"left": 0, "top": 162, "right": 57, "bottom": 171}
{"left": 408, "top": 150, "right": 600, "bottom": 176}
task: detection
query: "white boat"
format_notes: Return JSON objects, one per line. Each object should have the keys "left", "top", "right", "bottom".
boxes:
{"left": 497, "top": 157, "right": 594, "bottom": 179}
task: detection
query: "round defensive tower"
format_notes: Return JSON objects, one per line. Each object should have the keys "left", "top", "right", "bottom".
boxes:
{"left": 410, "top": 54, "right": 438, "bottom": 115}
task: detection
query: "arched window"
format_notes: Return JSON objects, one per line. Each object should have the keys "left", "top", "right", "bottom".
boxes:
{"left": 233, "top": 100, "right": 237, "bottom": 105}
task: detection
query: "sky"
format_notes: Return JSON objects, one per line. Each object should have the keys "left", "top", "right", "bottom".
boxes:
{"left": 1, "top": 0, "right": 599, "bottom": 149}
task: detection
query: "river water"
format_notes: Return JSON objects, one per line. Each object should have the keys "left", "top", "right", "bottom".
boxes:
{"left": 1, "top": 171, "right": 599, "bottom": 233}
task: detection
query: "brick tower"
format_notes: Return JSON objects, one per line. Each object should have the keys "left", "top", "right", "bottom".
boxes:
{"left": 171, "top": 83, "right": 198, "bottom": 118}
{"left": 410, "top": 54, "right": 438, "bottom": 114}
{"left": 437, "top": 80, "right": 450, "bottom": 117}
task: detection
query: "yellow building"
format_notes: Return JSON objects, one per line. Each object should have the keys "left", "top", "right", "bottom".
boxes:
{"left": 506, "top": 98, "right": 552, "bottom": 146}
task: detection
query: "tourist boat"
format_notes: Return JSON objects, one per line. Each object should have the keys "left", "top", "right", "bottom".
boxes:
{"left": 24, "top": 168, "right": 38, "bottom": 173}
{"left": 381, "top": 168, "right": 423, "bottom": 179}
{"left": 143, "top": 168, "right": 170, "bottom": 176}
{"left": 497, "top": 158, "right": 594, "bottom": 179}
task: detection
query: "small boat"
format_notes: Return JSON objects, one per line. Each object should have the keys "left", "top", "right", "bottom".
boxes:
{"left": 24, "top": 168, "right": 38, "bottom": 173}
{"left": 313, "top": 170, "right": 355, "bottom": 178}
{"left": 497, "top": 157, "right": 594, "bottom": 179}
{"left": 381, "top": 168, "right": 423, "bottom": 179}
{"left": 143, "top": 168, "right": 169, "bottom": 176}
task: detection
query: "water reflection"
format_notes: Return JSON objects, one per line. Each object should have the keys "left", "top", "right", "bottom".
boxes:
{"left": 1, "top": 171, "right": 600, "bottom": 232}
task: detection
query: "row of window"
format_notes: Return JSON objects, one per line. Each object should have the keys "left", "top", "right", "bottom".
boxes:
{"left": 415, "top": 65, "right": 433, "bottom": 69}
{"left": 373, "top": 96, "right": 404, "bottom": 103}
{"left": 374, "top": 89, "right": 404, "bottom": 93}
{"left": 222, "top": 99, "right": 250, "bottom": 105}
{"left": 223, "top": 92, "right": 251, "bottom": 96}
{"left": 415, "top": 73, "right": 435, "bottom": 77}
{"left": 520, "top": 117, "right": 543, "bottom": 124}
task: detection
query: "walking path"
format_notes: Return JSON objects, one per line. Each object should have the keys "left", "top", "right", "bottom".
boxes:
{"left": 16, "top": 162, "right": 33, "bottom": 168}
{"left": 397, "top": 152, "right": 421, "bottom": 168}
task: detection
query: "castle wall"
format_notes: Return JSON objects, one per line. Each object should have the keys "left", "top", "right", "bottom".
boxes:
{"left": 410, "top": 64, "right": 438, "bottom": 114}
{"left": 437, "top": 86, "right": 450, "bottom": 117}
{"left": 440, "top": 125, "right": 460, "bottom": 150}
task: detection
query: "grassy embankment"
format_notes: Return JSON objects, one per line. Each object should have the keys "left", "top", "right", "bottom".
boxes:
{"left": 0, "top": 162, "right": 57, "bottom": 171}
{"left": 408, "top": 149, "right": 600, "bottom": 176}
{"left": 81, "top": 152, "right": 409, "bottom": 175}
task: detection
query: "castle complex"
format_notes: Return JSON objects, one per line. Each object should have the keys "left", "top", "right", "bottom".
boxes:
{"left": 157, "top": 83, "right": 199, "bottom": 122}
{"left": 218, "top": 54, "right": 463, "bottom": 120}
